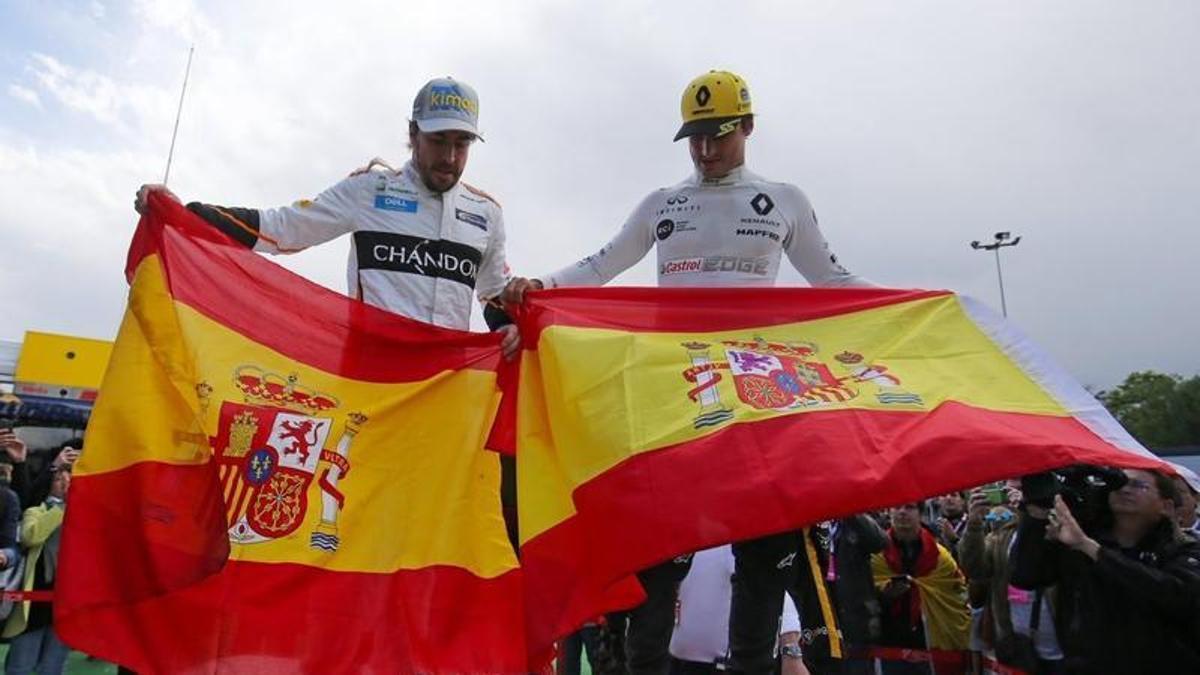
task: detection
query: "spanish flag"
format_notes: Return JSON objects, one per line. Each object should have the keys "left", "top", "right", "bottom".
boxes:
{"left": 55, "top": 195, "right": 527, "bottom": 673}
{"left": 514, "top": 287, "right": 1163, "bottom": 659}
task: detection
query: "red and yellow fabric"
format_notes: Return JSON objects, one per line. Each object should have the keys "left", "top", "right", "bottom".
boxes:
{"left": 513, "top": 287, "right": 1164, "bottom": 660}
{"left": 55, "top": 195, "right": 526, "bottom": 673}
{"left": 873, "top": 529, "right": 971, "bottom": 651}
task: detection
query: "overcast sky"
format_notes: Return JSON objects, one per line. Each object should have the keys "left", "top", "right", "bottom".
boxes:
{"left": 1, "top": 0, "right": 1197, "bottom": 390}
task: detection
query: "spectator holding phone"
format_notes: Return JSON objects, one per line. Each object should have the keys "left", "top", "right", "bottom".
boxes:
{"left": 958, "top": 488, "right": 1063, "bottom": 673}
{"left": 933, "top": 493, "right": 968, "bottom": 556}
{"left": 0, "top": 430, "right": 81, "bottom": 509}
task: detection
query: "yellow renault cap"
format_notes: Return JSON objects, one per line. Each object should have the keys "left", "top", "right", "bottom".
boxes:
{"left": 674, "top": 70, "right": 753, "bottom": 141}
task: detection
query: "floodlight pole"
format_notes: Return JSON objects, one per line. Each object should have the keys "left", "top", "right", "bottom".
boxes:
{"left": 970, "top": 231, "right": 1022, "bottom": 317}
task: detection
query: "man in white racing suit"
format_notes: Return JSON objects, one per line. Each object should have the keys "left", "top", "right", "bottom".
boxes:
{"left": 135, "top": 77, "right": 519, "bottom": 354}
{"left": 505, "top": 70, "right": 872, "bottom": 674}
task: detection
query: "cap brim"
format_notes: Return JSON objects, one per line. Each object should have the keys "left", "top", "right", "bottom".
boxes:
{"left": 414, "top": 118, "right": 484, "bottom": 141}
{"left": 673, "top": 116, "right": 742, "bottom": 142}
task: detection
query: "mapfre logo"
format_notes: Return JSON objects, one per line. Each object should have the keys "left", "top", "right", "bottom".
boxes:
{"left": 736, "top": 228, "right": 781, "bottom": 242}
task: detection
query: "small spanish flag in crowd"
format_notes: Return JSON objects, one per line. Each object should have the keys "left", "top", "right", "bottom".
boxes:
{"left": 55, "top": 195, "right": 527, "bottom": 673}
{"left": 512, "top": 286, "right": 1164, "bottom": 660}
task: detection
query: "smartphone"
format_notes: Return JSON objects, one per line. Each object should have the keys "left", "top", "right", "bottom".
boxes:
{"left": 984, "top": 486, "right": 1006, "bottom": 505}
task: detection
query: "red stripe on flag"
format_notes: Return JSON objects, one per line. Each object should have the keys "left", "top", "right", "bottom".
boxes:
{"left": 57, "top": 461, "right": 230, "bottom": 613}
{"left": 132, "top": 196, "right": 505, "bottom": 383}
{"left": 57, "top": 460, "right": 529, "bottom": 673}
{"left": 57, "top": 560, "right": 528, "bottom": 674}
{"left": 520, "top": 402, "right": 1162, "bottom": 655}
{"left": 518, "top": 287, "right": 952, "bottom": 347}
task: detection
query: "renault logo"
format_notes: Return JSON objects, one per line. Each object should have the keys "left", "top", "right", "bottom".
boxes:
{"left": 695, "top": 85, "right": 711, "bottom": 107}
{"left": 751, "top": 193, "right": 774, "bottom": 216}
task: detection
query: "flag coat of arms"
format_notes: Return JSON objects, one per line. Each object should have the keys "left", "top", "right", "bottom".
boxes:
{"left": 55, "top": 195, "right": 528, "bottom": 673}
{"left": 511, "top": 287, "right": 1165, "bottom": 660}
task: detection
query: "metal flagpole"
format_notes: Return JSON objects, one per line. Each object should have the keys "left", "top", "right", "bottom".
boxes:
{"left": 163, "top": 45, "right": 195, "bottom": 186}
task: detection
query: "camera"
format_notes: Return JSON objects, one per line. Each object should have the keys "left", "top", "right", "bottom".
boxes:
{"left": 1021, "top": 464, "right": 1128, "bottom": 533}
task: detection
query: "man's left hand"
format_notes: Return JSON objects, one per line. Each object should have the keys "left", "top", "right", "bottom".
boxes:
{"left": 781, "top": 654, "right": 811, "bottom": 675}
{"left": 502, "top": 277, "right": 543, "bottom": 306}
{"left": 0, "top": 429, "right": 27, "bottom": 464}
{"left": 1045, "top": 494, "right": 1101, "bottom": 560}
{"left": 937, "top": 517, "right": 957, "bottom": 542}
{"left": 496, "top": 324, "right": 521, "bottom": 361}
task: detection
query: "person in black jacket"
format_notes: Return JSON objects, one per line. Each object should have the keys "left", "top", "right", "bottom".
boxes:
{"left": 826, "top": 515, "right": 887, "bottom": 675}
{"left": 1010, "top": 467, "right": 1200, "bottom": 674}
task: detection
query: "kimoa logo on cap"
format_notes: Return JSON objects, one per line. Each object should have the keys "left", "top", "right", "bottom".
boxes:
{"left": 427, "top": 87, "right": 477, "bottom": 115}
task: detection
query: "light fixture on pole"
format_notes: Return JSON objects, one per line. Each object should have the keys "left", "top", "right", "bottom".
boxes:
{"left": 970, "top": 231, "right": 1021, "bottom": 317}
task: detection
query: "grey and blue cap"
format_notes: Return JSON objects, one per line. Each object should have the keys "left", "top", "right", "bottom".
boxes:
{"left": 411, "top": 77, "right": 483, "bottom": 140}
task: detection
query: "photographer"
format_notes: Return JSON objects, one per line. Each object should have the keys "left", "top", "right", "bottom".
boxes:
{"left": 1010, "top": 467, "right": 1200, "bottom": 673}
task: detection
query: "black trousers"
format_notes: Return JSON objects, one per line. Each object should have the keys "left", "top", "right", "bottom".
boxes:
{"left": 625, "top": 531, "right": 800, "bottom": 675}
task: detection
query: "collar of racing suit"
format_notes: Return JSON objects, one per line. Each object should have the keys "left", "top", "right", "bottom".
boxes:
{"left": 690, "top": 164, "right": 751, "bottom": 187}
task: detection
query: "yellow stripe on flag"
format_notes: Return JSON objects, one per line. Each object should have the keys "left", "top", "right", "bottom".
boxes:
{"left": 83, "top": 255, "right": 514, "bottom": 578}
{"left": 519, "top": 293, "right": 1069, "bottom": 542}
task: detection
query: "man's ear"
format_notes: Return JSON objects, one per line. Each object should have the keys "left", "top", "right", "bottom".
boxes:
{"left": 742, "top": 115, "right": 755, "bottom": 138}
{"left": 408, "top": 121, "right": 420, "bottom": 150}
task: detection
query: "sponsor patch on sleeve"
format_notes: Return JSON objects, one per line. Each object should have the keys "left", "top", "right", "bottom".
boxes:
{"left": 374, "top": 195, "right": 418, "bottom": 213}
{"left": 455, "top": 208, "right": 488, "bottom": 230}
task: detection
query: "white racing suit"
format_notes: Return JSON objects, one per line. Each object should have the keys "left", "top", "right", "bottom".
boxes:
{"left": 187, "top": 160, "right": 509, "bottom": 330}
{"left": 543, "top": 165, "right": 872, "bottom": 674}
{"left": 545, "top": 166, "right": 867, "bottom": 289}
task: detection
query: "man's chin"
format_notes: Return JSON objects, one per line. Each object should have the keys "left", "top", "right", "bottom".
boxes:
{"left": 424, "top": 174, "right": 459, "bottom": 193}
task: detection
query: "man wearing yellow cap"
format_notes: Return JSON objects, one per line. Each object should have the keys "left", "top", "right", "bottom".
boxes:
{"left": 506, "top": 71, "right": 871, "bottom": 673}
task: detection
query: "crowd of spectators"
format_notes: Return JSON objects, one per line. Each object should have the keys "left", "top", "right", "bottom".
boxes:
{"left": 0, "top": 427, "right": 78, "bottom": 675}
{"left": 3, "top": 423, "right": 1199, "bottom": 675}
{"left": 561, "top": 466, "right": 1200, "bottom": 675}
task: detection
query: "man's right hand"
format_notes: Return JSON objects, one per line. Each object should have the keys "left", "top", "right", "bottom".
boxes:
{"left": 967, "top": 490, "right": 991, "bottom": 526}
{"left": 0, "top": 429, "right": 26, "bottom": 464}
{"left": 135, "top": 184, "right": 181, "bottom": 215}
{"left": 53, "top": 447, "right": 81, "bottom": 469}
{"left": 502, "top": 277, "right": 543, "bottom": 306}
{"left": 348, "top": 157, "right": 396, "bottom": 177}
{"left": 880, "top": 577, "right": 911, "bottom": 600}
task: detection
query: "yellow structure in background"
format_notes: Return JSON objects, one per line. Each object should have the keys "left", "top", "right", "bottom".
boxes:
{"left": 14, "top": 331, "right": 113, "bottom": 396}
